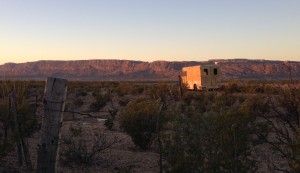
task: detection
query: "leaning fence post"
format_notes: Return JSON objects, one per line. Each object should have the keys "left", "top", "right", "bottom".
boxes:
{"left": 37, "top": 77, "right": 68, "bottom": 173}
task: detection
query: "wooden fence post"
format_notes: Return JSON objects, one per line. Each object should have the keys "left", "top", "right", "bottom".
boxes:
{"left": 37, "top": 77, "right": 68, "bottom": 173}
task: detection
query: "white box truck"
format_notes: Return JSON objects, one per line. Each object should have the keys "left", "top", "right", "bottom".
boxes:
{"left": 181, "top": 65, "right": 222, "bottom": 90}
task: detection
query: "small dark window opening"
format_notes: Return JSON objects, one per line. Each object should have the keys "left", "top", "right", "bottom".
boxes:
{"left": 214, "top": 68, "right": 218, "bottom": 75}
{"left": 204, "top": 69, "right": 208, "bottom": 75}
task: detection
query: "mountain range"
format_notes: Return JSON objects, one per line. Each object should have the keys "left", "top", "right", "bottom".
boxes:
{"left": 0, "top": 59, "right": 299, "bottom": 80}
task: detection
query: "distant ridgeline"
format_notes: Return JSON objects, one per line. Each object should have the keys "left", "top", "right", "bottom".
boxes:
{"left": 0, "top": 59, "right": 299, "bottom": 80}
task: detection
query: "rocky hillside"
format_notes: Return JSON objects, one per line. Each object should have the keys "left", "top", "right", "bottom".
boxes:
{"left": 0, "top": 59, "right": 299, "bottom": 80}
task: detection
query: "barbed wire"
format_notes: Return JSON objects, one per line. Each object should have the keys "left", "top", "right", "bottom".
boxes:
{"left": 2, "top": 95, "right": 262, "bottom": 141}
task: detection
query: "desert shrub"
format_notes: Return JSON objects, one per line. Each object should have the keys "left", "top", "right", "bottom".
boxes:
{"left": 69, "top": 125, "right": 82, "bottom": 137}
{"left": 0, "top": 139, "right": 14, "bottom": 165}
{"left": 291, "top": 132, "right": 300, "bottom": 171}
{"left": 182, "top": 91, "right": 217, "bottom": 110}
{"left": 17, "top": 101, "right": 39, "bottom": 136}
{"left": 61, "top": 125, "right": 119, "bottom": 167}
{"left": 131, "top": 85, "right": 145, "bottom": 94}
{"left": 148, "top": 83, "right": 175, "bottom": 100}
{"left": 102, "top": 81, "right": 119, "bottom": 89}
{"left": 76, "top": 91, "right": 88, "bottom": 97}
{"left": 120, "top": 98, "right": 160, "bottom": 149}
{"left": 115, "top": 83, "right": 135, "bottom": 96}
{"left": 163, "top": 93, "right": 266, "bottom": 173}
{"left": 182, "top": 91, "right": 195, "bottom": 105}
{"left": 224, "top": 83, "right": 241, "bottom": 93}
{"left": 0, "top": 81, "right": 39, "bottom": 136}
{"left": 118, "top": 98, "right": 130, "bottom": 107}
{"left": 260, "top": 82, "right": 300, "bottom": 172}
{"left": 89, "top": 93, "right": 110, "bottom": 111}
{"left": 105, "top": 109, "right": 118, "bottom": 130}
{"left": 74, "top": 98, "right": 84, "bottom": 108}
{"left": 0, "top": 102, "right": 14, "bottom": 165}
{"left": 0, "top": 80, "right": 38, "bottom": 164}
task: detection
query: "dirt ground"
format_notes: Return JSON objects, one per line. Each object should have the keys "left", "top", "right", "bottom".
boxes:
{"left": 57, "top": 120, "right": 160, "bottom": 173}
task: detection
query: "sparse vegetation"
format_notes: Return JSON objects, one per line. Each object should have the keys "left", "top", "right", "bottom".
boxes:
{"left": 259, "top": 81, "right": 300, "bottom": 172}
{"left": 74, "top": 97, "right": 84, "bottom": 108}
{"left": 77, "top": 91, "right": 88, "bottom": 97}
{"left": 89, "top": 92, "right": 111, "bottom": 111}
{"left": 0, "top": 80, "right": 38, "bottom": 169}
{"left": 0, "top": 80, "right": 299, "bottom": 172}
{"left": 118, "top": 98, "right": 130, "bottom": 107}
{"left": 61, "top": 125, "right": 120, "bottom": 167}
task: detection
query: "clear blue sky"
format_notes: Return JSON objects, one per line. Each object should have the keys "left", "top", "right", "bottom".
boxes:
{"left": 0, "top": 0, "right": 300, "bottom": 65}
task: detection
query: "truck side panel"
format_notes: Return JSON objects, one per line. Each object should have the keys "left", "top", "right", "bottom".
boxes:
{"left": 182, "top": 65, "right": 221, "bottom": 90}
{"left": 183, "top": 67, "right": 201, "bottom": 90}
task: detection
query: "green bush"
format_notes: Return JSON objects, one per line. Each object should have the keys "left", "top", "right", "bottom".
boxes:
{"left": 163, "top": 93, "right": 265, "bottom": 173}
{"left": 120, "top": 98, "right": 160, "bottom": 149}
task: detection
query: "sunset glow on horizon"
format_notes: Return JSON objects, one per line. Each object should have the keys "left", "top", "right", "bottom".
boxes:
{"left": 1, "top": 0, "right": 300, "bottom": 65}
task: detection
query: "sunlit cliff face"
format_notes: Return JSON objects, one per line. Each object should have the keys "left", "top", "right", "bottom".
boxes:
{"left": 0, "top": 59, "right": 299, "bottom": 80}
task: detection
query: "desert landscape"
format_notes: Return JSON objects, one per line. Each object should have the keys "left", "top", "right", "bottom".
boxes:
{"left": 0, "top": 76, "right": 299, "bottom": 172}
{"left": 1, "top": 0, "right": 300, "bottom": 172}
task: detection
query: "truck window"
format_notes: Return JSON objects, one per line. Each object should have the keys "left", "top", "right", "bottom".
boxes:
{"left": 204, "top": 69, "right": 208, "bottom": 75}
{"left": 214, "top": 68, "right": 218, "bottom": 75}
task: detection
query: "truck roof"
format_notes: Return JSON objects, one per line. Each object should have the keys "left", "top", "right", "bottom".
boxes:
{"left": 182, "top": 64, "right": 219, "bottom": 70}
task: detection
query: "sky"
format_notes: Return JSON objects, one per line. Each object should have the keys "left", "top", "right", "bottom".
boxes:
{"left": 0, "top": 0, "right": 300, "bottom": 65}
